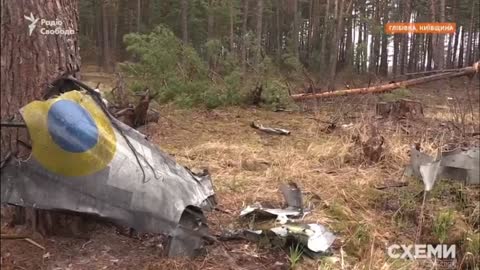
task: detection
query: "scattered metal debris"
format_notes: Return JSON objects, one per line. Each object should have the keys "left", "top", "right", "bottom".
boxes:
{"left": 270, "top": 224, "right": 336, "bottom": 253}
{"left": 406, "top": 146, "right": 480, "bottom": 190}
{"left": 241, "top": 183, "right": 307, "bottom": 223}
{"left": 221, "top": 223, "right": 336, "bottom": 257}
{"left": 235, "top": 183, "right": 336, "bottom": 256}
{"left": 1, "top": 80, "right": 217, "bottom": 257}
{"left": 250, "top": 121, "right": 291, "bottom": 135}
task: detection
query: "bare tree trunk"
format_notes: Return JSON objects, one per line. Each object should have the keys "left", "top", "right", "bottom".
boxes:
{"left": 379, "top": 1, "right": 389, "bottom": 76}
{"left": 452, "top": 28, "right": 460, "bottom": 67}
{"left": 393, "top": 34, "right": 399, "bottom": 76}
{"left": 458, "top": 28, "right": 465, "bottom": 67}
{"left": 207, "top": 0, "right": 214, "bottom": 40}
{"left": 446, "top": 33, "right": 453, "bottom": 68}
{"left": 95, "top": 2, "right": 103, "bottom": 71}
{"left": 1, "top": 0, "right": 81, "bottom": 233}
{"left": 399, "top": 0, "right": 410, "bottom": 74}
{"left": 241, "top": 0, "right": 249, "bottom": 72}
{"left": 276, "top": 2, "right": 281, "bottom": 58}
{"left": 431, "top": 0, "right": 445, "bottom": 69}
{"left": 344, "top": 1, "right": 354, "bottom": 69}
{"left": 255, "top": 0, "right": 263, "bottom": 67}
{"left": 136, "top": 0, "right": 141, "bottom": 32}
{"left": 230, "top": 0, "right": 235, "bottom": 52}
{"left": 181, "top": 0, "right": 188, "bottom": 43}
{"left": 327, "top": 0, "right": 349, "bottom": 90}
{"left": 292, "top": 62, "right": 480, "bottom": 100}
{"left": 292, "top": 0, "right": 299, "bottom": 56}
{"left": 465, "top": 1, "right": 475, "bottom": 65}
{"left": 320, "top": 0, "right": 331, "bottom": 71}
{"left": 101, "top": 0, "right": 112, "bottom": 72}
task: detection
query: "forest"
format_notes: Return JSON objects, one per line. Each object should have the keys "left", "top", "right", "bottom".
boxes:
{"left": 79, "top": 0, "right": 480, "bottom": 107}
{"left": 0, "top": 0, "right": 479, "bottom": 269}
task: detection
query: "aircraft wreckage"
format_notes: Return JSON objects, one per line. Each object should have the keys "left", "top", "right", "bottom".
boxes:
{"left": 0, "top": 77, "right": 216, "bottom": 257}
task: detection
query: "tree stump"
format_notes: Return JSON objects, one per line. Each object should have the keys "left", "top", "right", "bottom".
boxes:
{"left": 376, "top": 99, "right": 424, "bottom": 119}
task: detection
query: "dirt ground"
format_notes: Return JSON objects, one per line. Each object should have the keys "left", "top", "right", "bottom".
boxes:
{"left": 1, "top": 77, "right": 479, "bottom": 270}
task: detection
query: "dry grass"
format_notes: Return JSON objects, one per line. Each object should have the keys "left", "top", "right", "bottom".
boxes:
{"left": 1, "top": 78, "right": 478, "bottom": 269}
{"left": 141, "top": 78, "right": 479, "bottom": 269}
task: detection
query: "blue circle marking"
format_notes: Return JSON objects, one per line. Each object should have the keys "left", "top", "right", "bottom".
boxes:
{"left": 47, "top": 100, "right": 99, "bottom": 153}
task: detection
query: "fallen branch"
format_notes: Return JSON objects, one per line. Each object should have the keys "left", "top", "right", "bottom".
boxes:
{"left": 250, "top": 121, "right": 291, "bottom": 135}
{"left": 291, "top": 62, "right": 479, "bottom": 101}
{"left": 404, "top": 68, "right": 465, "bottom": 76}
{"left": 1, "top": 234, "right": 46, "bottom": 250}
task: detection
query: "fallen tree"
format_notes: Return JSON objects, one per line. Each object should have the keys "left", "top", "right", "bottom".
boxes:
{"left": 291, "top": 62, "right": 479, "bottom": 101}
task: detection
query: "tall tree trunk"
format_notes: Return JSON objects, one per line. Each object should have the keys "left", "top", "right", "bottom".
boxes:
{"left": 95, "top": 1, "right": 103, "bottom": 71}
{"left": 276, "top": 2, "right": 281, "bottom": 58}
{"left": 393, "top": 34, "right": 399, "bottom": 76}
{"left": 465, "top": 1, "right": 475, "bottom": 65}
{"left": 320, "top": 0, "right": 331, "bottom": 72}
{"left": 136, "top": 0, "right": 141, "bottom": 32}
{"left": 1, "top": 0, "right": 81, "bottom": 233}
{"left": 292, "top": 0, "right": 299, "bottom": 56}
{"left": 327, "top": 0, "right": 348, "bottom": 90}
{"left": 181, "top": 0, "right": 188, "bottom": 43}
{"left": 230, "top": 0, "right": 235, "bottom": 52}
{"left": 399, "top": 0, "right": 410, "bottom": 74}
{"left": 101, "top": 0, "right": 112, "bottom": 72}
{"left": 431, "top": 0, "right": 445, "bottom": 69}
{"left": 255, "top": 0, "right": 263, "bottom": 67}
{"left": 379, "top": 1, "right": 389, "bottom": 76}
{"left": 207, "top": 0, "right": 215, "bottom": 40}
{"left": 306, "top": 0, "right": 314, "bottom": 62}
{"left": 408, "top": 34, "right": 417, "bottom": 72}
{"left": 446, "top": 33, "right": 453, "bottom": 68}
{"left": 458, "top": 27, "right": 465, "bottom": 67}
{"left": 452, "top": 28, "right": 460, "bottom": 67}
{"left": 241, "top": 0, "right": 249, "bottom": 72}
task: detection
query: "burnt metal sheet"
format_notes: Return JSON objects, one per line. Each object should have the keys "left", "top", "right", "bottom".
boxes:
{"left": 1, "top": 90, "right": 216, "bottom": 256}
{"left": 408, "top": 146, "right": 480, "bottom": 189}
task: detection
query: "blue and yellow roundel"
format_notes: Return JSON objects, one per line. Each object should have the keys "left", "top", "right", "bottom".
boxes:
{"left": 21, "top": 91, "right": 117, "bottom": 177}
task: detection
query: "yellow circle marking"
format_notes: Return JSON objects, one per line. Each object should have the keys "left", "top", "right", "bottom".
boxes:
{"left": 21, "top": 91, "right": 117, "bottom": 177}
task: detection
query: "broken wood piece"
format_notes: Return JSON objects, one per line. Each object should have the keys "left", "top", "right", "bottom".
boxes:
{"left": 291, "top": 62, "right": 479, "bottom": 100}
{"left": 374, "top": 181, "right": 408, "bottom": 190}
{"left": 24, "top": 238, "right": 46, "bottom": 250}
{"left": 1, "top": 234, "right": 46, "bottom": 250}
{"left": 250, "top": 122, "right": 291, "bottom": 135}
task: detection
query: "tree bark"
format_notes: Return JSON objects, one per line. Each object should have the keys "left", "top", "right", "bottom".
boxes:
{"left": 379, "top": 1, "right": 389, "bottom": 76}
{"left": 327, "top": 0, "right": 349, "bottom": 90}
{"left": 255, "top": 0, "right": 263, "bottom": 67}
{"left": 101, "top": 0, "right": 112, "bottom": 72}
{"left": 292, "top": 0, "right": 299, "bottom": 56}
{"left": 320, "top": 0, "right": 331, "bottom": 72}
{"left": 458, "top": 28, "right": 464, "bottom": 67}
{"left": 136, "top": 0, "right": 141, "bottom": 32}
{"left": 452, "top": 28, "right": 460, "bottom": 67}
{"left": 207, "top": 0, "right": 215, "bottom": 40}
{"left": 181, "top": 0, "right": 188, "bottom": 43}
{"left": 465, "top": 1, "right": 475, "bottom": 65}
{"left": 0, "top": 0, "right": 81, "bottom": 233}
{"left": 241, "top": 0, "right": 249, "bottom": 72}
{"left": 229, "top": 0, "right": 235, "bottom": 52}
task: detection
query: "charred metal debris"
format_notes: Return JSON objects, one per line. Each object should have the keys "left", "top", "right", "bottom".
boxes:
{"left": 1, "top": 77, "right": 216, "bottom": 257}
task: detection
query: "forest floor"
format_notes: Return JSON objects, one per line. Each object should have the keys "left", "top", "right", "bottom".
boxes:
{"left": 1, "top": 75, "right": 479, "bottom": 270}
